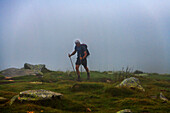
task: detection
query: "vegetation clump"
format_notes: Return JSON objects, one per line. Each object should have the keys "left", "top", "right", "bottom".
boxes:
{"left": 0, "top": 71, "right": 169, "bottom": 113}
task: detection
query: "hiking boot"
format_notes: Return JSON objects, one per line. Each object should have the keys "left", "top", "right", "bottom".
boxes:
{"left": 77, "top": 75, "right": 81, "bottom": 81}
{"left": 87, "top": 72, "right": 90, "bottom": 80}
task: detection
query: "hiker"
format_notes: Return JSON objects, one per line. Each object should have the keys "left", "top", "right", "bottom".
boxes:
{"left": 68, "top": 40, "right": 90, "bottom": 81}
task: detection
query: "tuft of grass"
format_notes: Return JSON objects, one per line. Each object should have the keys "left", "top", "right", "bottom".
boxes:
{"left": 12, "top": 75, "right": 40, "bottom": 82}
{"left": 105, "top": 87, "right": 141, "bottom": 97}
{"left": 0, "top": 75, "right": 5, "bottom": 80}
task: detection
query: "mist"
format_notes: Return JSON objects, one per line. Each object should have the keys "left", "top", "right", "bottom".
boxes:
{"left": 0, "top": 0, "right": 170, "bottom": 73}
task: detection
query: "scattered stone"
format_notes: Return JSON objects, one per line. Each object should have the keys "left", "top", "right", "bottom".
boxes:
{"left": 135, "top": 74, "right": 148, "bottom": 77}
{"left": 10, "top": 89, "right": 63, "bottom": 105}
{"left": 30, "top": 81, "right": 43, "bottom": 84}
{"left": 116, "top": 77, "right": 145, "bottom": 91}
{"left": 160, "top": 92, "right": 168, "bottom": 102}
{"left": 86, "top": 108, "right": 92, "bottom": 112}
{"left": 106, "top": 80, "right": 111, "bottom": 83}
{"left": 116, "top": 109, "right": 131, "bottom": 113}
{"left": 27, "top": 111, "right": 34, "bottom": 113}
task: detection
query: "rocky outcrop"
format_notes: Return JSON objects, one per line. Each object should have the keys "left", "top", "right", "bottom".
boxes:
{"left": 1, "top": 68, "right": 37, "bottom": 77}
{"left": 24, "top": 63, "right": 50, "bottom": 73}
{"left": 10, "top": 89, "right": 63, "bottom": 105}
{"left": 116, "top": 77, "right": 145, "bottom": 91}
{"left": 1, "top": 63, "right": 51, "bottom": 77}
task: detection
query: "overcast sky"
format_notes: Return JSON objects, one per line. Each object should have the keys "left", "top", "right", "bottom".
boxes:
{"left": 0, "top": 0, "right": 170, "bottom": 73}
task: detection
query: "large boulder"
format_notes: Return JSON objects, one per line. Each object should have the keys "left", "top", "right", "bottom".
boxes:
{"left": 1, "top": 68, "right": 37, "bottom": 77}
{"left": 24, "top": 63, "right": 50, "bottom": 73}
{"left": 116, "top": 77, "right": 145, "bottom": 91}
{"left": 10, "top": 89, "right": 63, "bottom": 105}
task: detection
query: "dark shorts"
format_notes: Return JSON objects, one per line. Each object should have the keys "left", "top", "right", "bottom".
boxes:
{"left": 76, "top": 58, "right": 87, "bottom": 67}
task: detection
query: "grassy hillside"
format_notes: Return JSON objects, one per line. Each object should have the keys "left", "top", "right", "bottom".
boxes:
{"left": 0, "top": 71, "right": 169, "bottom": 113}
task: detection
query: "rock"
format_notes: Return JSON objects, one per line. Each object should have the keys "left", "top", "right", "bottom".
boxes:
{"left": 116, "top": 109, "right": 131, "bottom": 113}
{"left": 106, "top": 80, "right": 111, "bottom": 83}
{"left": 10, "top": 89, "right": 63, "bottom": 105}
{"left": 1, "top": 63, "right": 51, "bottom": 77}
{"left": 86, "top": 108, "right": 92, "bottom": 112}
{"left": 116, "top": 77, "right": 145, "bottom": 91}
{"left": 134, "top": 74, "right": 148, "bottom": 77}
{"left": 1, "top": 68, "right": 38, "bottom": 77}
{"left": 30, "top": 81, "right": 42, "bottom": 84}
{"left": 160, "top": 92, "right": 168, "bottom": 102}
{"left": 24, "top": 63, "right": 50, "bottom": 73}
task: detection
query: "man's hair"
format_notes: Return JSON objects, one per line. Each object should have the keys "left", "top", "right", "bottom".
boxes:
{"left": 75, "top": 40, "right": 80, "bottom": 44}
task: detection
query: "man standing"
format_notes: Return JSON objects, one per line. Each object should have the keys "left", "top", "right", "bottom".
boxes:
{"left": 69, "top": 40, "right": 90, "bottom": 81}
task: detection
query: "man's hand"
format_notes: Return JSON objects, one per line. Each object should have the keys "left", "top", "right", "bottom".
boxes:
{"left": 80, "top": 57, "right": 83, "bottom": 60}
{"left": 68, "top": 54, "right": 71, "bottom": 57}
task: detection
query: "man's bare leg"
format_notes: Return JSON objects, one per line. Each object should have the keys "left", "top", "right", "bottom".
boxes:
{"left": 76, "top": 65, "right": 80, "bottom": 81}
{"left": 84, "top": 66, "right": 90, "bottom": 80}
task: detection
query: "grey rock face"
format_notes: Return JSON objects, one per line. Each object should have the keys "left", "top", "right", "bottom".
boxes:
{"left": 24, "top": 63, "right": 50, "bottom": 73}
{"left": 1, "top": 68, "right": 36, "bottom": 77}
{"left": 1, "top": 63, "right": 50, "bottom": 77}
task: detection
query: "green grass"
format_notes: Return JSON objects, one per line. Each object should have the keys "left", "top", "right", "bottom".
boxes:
{"left": 0, "top": 74, "right": 5, "bottom": 80}
{"left": 0, "top": 71, "right": 170, "bottom": 113}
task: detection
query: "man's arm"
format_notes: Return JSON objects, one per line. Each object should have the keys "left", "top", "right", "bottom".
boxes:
{"left": 80, "top": 51, "right": 87, "bottom": 60}
{"left": 69, "top": 50, "right": 76, "bottom": 57}
{"left": 82, "top": 51, "right": 87, "bottom": 59}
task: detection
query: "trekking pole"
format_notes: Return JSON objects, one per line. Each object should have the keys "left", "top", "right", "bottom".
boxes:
{"left": 69, "top": 56, "right": 77, "bottom": 78}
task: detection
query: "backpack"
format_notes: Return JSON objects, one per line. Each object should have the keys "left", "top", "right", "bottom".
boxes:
{"left": 81, "top": 44, "right": 90, "bottom": 57}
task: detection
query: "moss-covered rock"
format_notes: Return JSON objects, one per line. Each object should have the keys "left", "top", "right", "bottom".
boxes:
{"left": 160, "top": 92, "right": 168, "bottom": 102}
{"left": 10, "top": 89, "right": 63, "bottom": 105}
{"left": 116, "top": 77, "right": 145, "bottom": 91}
{"left": 116, "top": 109, "right": 131, "bottom": 113}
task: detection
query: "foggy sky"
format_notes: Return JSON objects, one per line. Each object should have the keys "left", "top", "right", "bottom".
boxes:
{"left": 0, "top": 0, "right": 170, "bottom": 73}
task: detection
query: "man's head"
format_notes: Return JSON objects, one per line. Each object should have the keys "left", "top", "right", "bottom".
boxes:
{"left": 75, "top": 40, "right": 81, "bottom": 46}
